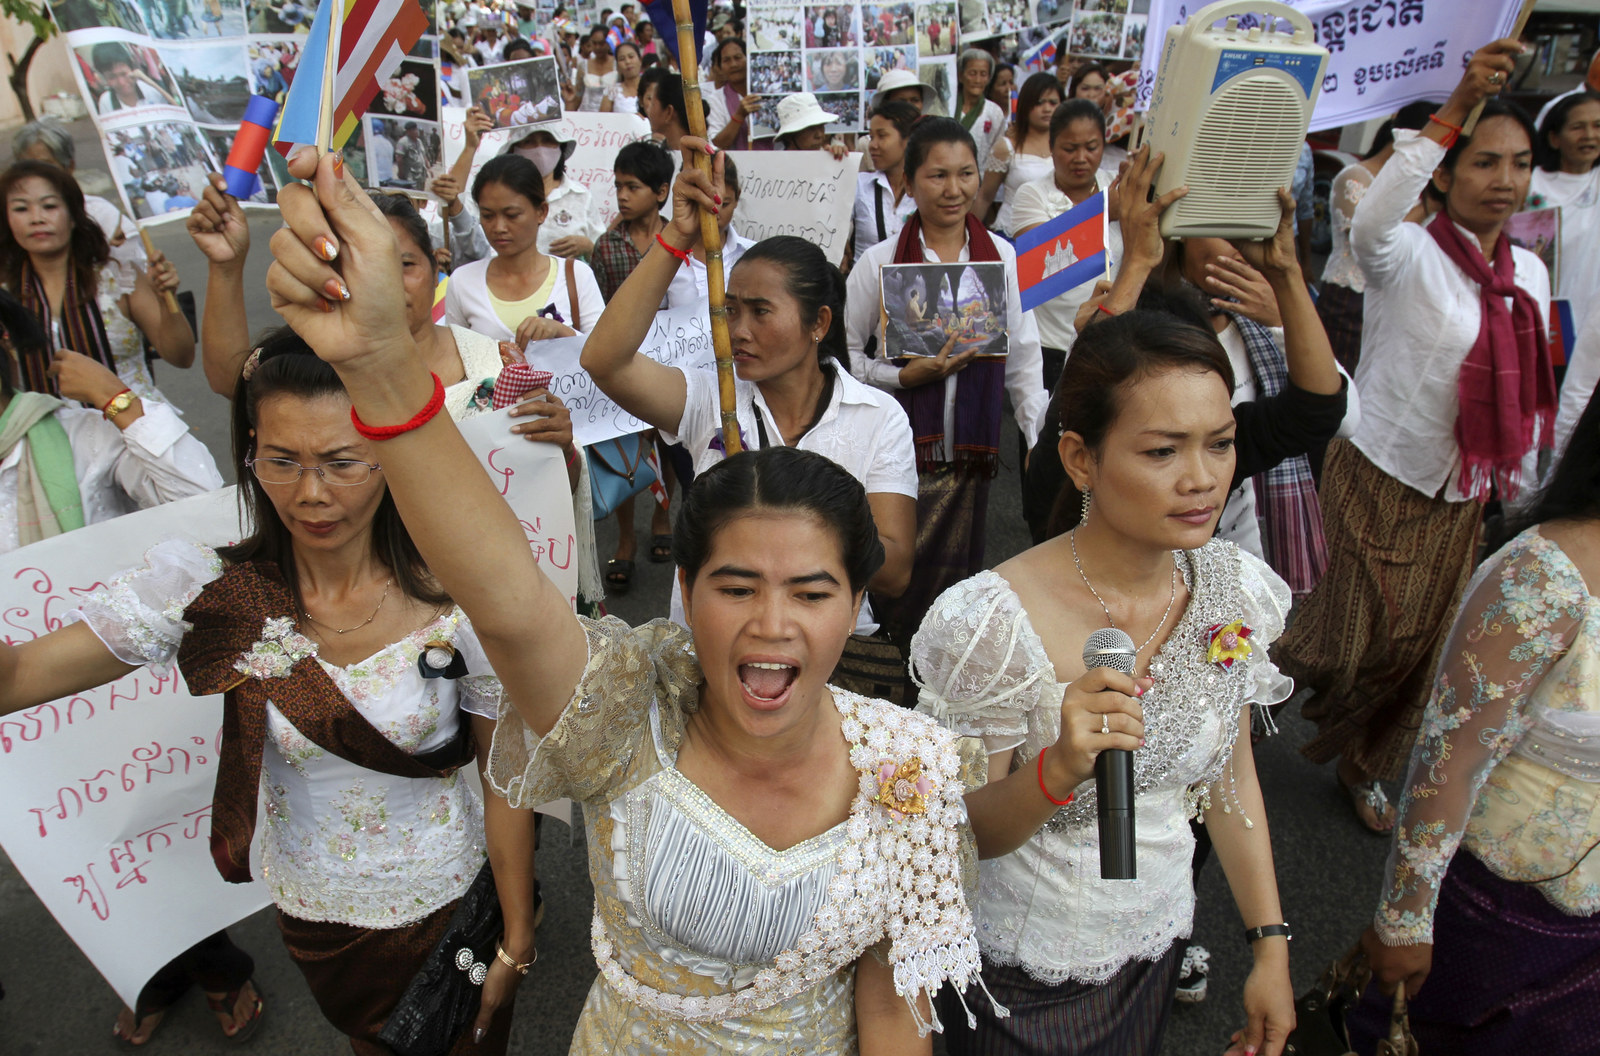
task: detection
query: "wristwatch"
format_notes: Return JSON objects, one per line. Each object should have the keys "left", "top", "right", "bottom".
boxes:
{"left": 102, "top": 389, "right": 136, "bottom": 422}
{"left": 1244, "top": 923, "right": 1292, "bottom": 945}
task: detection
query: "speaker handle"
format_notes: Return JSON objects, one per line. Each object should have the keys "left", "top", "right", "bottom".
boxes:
{"left": 1181, "top": 0, "right": 1315, "bottom": 44}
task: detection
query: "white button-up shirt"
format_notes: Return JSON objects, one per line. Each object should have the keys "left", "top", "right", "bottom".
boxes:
{"left": 846, "top": 227, "right": 1049, "bottom": 454}
{"left": 0, "top": 401, "right": 224, "bottom": 554}
{"left": 1350, "top": 130, "right": 1550, "bottom": 502}
{"left": 851, "top": 171, "right": 917, "bottom": 258}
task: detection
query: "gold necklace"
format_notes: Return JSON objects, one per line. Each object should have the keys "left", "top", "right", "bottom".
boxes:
{"left": 302, "top": 578, "right": 392, "bottom": 635}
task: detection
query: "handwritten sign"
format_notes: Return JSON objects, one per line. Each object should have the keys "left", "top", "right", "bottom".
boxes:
{"left": 516, "top": 303, "right": 718, "bottom": 447}
{"left": 729, "top": 150, "right": 863, "bottom": 266}
{"left": 442, "top": 107, "right": 651, "bottom": 230}
{"left": 1135, "top": 0, "right": 1525, "bottom": 131}
{"left": 0, "top": 433, "right": 574, "bottom": 1008}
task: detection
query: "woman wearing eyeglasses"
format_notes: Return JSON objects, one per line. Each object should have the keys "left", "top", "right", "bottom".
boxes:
{"left": 0, "top": 327, "right": 539, "bottom": 1055}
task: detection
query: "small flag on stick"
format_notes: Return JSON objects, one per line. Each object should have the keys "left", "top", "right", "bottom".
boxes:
{"left": 643, "top": 0, "right": 708, "bottom": 66}
{"left": 273, "top": 0, "right": 430, "bottom": 154}
{"left": 1016, "top": 192, "right": 1108, "bottom": 312}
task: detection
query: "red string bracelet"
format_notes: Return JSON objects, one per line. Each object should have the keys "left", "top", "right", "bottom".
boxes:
{"left": 100, "top": 387, "right": 132, "bottom": 416}
{"left": 1427, "top": 113, "right": 1462, "bottom": 148}
{"left": 1037, "top": 747, "right": 1075, "bottom": 807}
{"left": 1097, "top": 302, "right": 1118, "bottom": 318}
{"left": 350, "top": 373, "right": 445, "bottom": 441}
{"left": 655, "top": 232, "right": 692, "bottom": 264}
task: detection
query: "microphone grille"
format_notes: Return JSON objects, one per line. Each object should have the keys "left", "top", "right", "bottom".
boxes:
{"left": 1083, "top": 627, "right": 1137, "bottom": 675}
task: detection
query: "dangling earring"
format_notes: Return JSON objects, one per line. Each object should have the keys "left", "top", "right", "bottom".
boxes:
{"left": 1080, "top": 488, "right": 1092, "bottom": 527}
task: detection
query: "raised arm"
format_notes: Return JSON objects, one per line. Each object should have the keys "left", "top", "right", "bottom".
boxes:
{"left": 0, "top": 624, "right": 138, "bottom": 716}
{"left": 125, "top": 251, "right": 195, "bottom": 370}
{"left": 266, "top": 148, "right": 586, "bottom": 737}
{"left": 186, "top": 174, "right": 253, "bottom": 397}
{"left": 1362, "top": 532, "right": 1584, "bottom": 997}
{"left": 578, "top": 145, "right": 729, "bottom": 433}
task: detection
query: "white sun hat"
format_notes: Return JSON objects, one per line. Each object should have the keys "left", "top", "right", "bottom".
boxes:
{"left": 870, "top": 68, "right": 937, "bottom": 114}
{"left": 775, "top": 92, "right": 839, "bottom": 138}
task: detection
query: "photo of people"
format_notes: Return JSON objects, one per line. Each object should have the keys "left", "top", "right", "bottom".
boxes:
{"left": 815, "top": 90, "right": 863, "bottom": 133}
{"left": 915, "top": 3, "right": 956, "bottom": 57}
{"left": 748, "top": 7, "right": 803, "bottom": 51}
{"left": 465, "top": 55, "right": 561, "bottom": 128}
{"left": 881, "top": 262, "right": 1009, "bottom": 360}
{"left": 247, "top": 0, "right": 318, "bottom": 33}
{"left": 986, "top": 0, "right": 1028, "bottom": 35}
{"left": 104, "top": 119, "right": 220, "bottom": 218}
{"left": 48, "top": 0, "right": 150, "bottom": 35}
{"left": 158, "top": 43, "right": 252, "bottom": 123}
{"left": 861, "top": 3, "right": 915, "bottom": 47}
{"left": 1076, "top": 0, "right": 1130, "bottom": 12}
{"left": 804, "top": 5, "right": 856, "bottom": 49}
{"left": 806, "top": 48, "right": 858, "bottom": 94}
{"left": 74, "top": 40, "right": 184, "bottom": 115}
{"left": 750, "top": 93, "right": 785, "bottom": 139}
{"left": 862, "top": 46, "right": 916, "bottom": 91}
{"left": 750, "top": 50, "right": 802, "bottom": 95}
{"left": 918, "top": 57, "right": 954, "bottom": 113}
{"left": 959, "top": 0, "right": 990, "bottom": 39}
{"left": 144, "top": 0, "right": 247, "bottom": 39}
{"left": 365, "top": 115, "right": 443, "bottom": 191}
{"left": 1070, "top": 10, "right": 1125, "bottom": 57}
{"left": 248, "top": 39, "right": 301, "bottom": 101}
{"left": 201, "top": 125, "right": 275, "bottom": 202}
{"left": 1121, "top": 14, "right": 1147, "bottom": 61}
{"left": 1032, "top": 0, "right": 1068, "bottom": 26}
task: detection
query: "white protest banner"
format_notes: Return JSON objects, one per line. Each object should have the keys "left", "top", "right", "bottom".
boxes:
{"left": 517, "top": 302, "right": 718, "bottom": 447}
{"left": 730, "top": 149, "right": 863, "bottom": 266}
{"left": 442, "top": 106, "right": 651, "bottom": 229}
{"left": 1134, "top": 0, "right": 1526, "bottom": 130}
{"left": 0, "top": 434, "right": 574, "bottom": 1009}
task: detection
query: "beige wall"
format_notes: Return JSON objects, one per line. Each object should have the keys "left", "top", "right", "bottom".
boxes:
{"left": 0, "top": 15, "right": 80, "bottom": 128}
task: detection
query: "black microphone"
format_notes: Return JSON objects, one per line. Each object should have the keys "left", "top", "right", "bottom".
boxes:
{"left": 1083, "top": 628, "right": 1137, "bottom": 880}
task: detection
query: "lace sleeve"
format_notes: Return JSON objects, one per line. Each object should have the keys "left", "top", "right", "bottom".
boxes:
{"left": 451, "top": 614, "right": 504, "bottom": 721}
{"left": 911, "top": 572, "right": 1055, "bottom": 754}
{"left": 1374, "top": 531, "right": 1586, "bottom": 945}
{"left": 1236, "top": 549, "right": 1295, "bottom": 710}
{"left": 62, "top": 539, "right": 222, "bottom": 670}
{"left": 485, "top": 616, "right": 700, "bottom": 808}
{"left": 985, "top": 135, "right": 1012, "bottom": 176}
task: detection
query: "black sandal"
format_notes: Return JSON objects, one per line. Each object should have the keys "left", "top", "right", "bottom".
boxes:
{"left": 648, "top": 534, "right": 673, "bottom": 563}
{"left": 605, "top": 558, "right": 634, "bottom": 595}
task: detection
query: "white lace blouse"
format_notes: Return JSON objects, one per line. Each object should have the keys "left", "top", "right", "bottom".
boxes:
{"left": 911, "top": 541, "right": 1293, "bottom": 983}
{"left": 68, "top": 539, "right": 503, "bottom": 929}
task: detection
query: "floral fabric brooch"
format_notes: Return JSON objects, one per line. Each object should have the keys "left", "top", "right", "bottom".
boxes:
{"left": 874, "top": 758, "right": 934, "bottom": 821}
{"left": 1206, "top": 620, "right": 1254, "bottom": 670}
{"left": 234, "top": 617, "right": 318, "bottom": 680}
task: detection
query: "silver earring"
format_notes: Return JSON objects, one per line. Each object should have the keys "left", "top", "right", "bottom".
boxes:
{"left": 1080, "top": 489, "right": 1092, "bottom": 526}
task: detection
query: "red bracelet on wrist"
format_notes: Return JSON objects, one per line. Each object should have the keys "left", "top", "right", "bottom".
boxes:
{"left": 1097, "top": 302, "right": 1118, "bottom": 318}
{"left": 350, "top": 373, "right": 445, "bottom": 441}
{"left": 100, "top": 387, "right": 132, "bottom": 416}
{"left": 1037, "top": 747, "right": 1075, "bottom": 807}
{"left": 1427, "top": 113, "right": 1462, "bottom": 148}
{"left": 656, "top": 232, "right": 692, "bottom": 264}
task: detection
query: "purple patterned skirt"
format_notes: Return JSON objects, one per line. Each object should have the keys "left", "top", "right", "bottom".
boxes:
{"left": 1347, "top": 849, "right": 1600, "bottom": 1056}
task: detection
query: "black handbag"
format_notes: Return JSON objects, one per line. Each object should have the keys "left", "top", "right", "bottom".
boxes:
{"left": 377, "top": 860, "right": 503, "bottom": 1056}
{"left": 1284, "top": 943, "right": 1418, "bottom": 1056}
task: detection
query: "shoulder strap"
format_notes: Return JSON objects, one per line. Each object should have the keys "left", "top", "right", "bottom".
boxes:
{"left": 874, "top": 181, "right": 887, "bottom": 243}
{"left": 565, "top": 256, "right": 580, "bottom": 329}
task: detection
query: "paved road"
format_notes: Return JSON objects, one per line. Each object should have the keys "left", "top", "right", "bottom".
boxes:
{"left": 0, "top": 124, "right": 1395, "bottom": 1055}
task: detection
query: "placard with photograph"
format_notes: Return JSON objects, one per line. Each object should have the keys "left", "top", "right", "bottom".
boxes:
{"left": 159, "top": 42, "right": 254, "bottom": 123}
{"left": 72, "top": 37, "right": 187, "bottom": 115}
{"left": 1506, "top": 206, "right": 1561, "bottom": 290}
{"left": 365, "top": 114, "right": 444, "bottom": 191}
{"left": 880, "top": 262, "right": 1009, "bottom": 359}
{"left": 102, "top": 117, "right": 222, "bottom": 218}
{"left": 466, "top": 55, "right": 562, "bottom": 127}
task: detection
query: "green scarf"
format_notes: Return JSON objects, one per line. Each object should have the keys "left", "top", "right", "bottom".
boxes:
{"left": 957, "top": 95, "right": 985, "bottom": 130}
{"left": 0, "top": 392, "right": 84, "bottom": 545}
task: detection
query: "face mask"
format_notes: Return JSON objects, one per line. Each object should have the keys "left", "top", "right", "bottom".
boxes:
{"left": 516, "top": 144, "right": 562, "bottom": 176}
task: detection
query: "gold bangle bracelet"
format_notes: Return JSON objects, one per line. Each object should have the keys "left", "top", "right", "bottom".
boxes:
{"left": 495, "top": 940, "right": 535, "bottom": 976}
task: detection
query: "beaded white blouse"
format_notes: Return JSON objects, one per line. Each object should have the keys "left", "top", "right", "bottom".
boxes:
{"left": 68, "top": 539, "right": 503, "bottom": 929}
{"left": 912, "top": 540, "right": 1293, "bottom": 984}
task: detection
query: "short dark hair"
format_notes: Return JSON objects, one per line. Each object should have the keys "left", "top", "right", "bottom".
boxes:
{"left": 91, "top": 41, "right": 135, "bottom": 73}
{"left": 614, "top": 140, "right": 673, "bottom": 191}
{"left": 473, "top": 153, "right": 547, "bottom": 209}
{"left": 640, "top": 66, "right": 688, "bottom": 128}
{"left": 869, "top": 99, "right": 919, "bottom": 140}
{"left": 223, "top": 328, "right": 449, "bottom": 615}
{"left": 372, "top": 193, "right": 433, "bottom": 260}
{"left": 673, "top": 447, "right": 885, "bottom": 595}
{"left": 1440, "top": 98, "right": 1537, "bottom": 176}
{"left": 1050, "top": 97, "right": 1105, "bottom": 145}
{"left": 735, "top": 235, "right": 845, "bottom": 366}
{"left": 712, "top": 37, "right": 745, "bottom": 68}
{"left": 903, "top": 116, "right": 977, "bottom": 181}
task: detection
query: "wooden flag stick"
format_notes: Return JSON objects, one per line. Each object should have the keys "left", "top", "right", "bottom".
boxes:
{"left": 315, "top": 0, "right": 344, "bottom": 155}
{"left": 670, "top": 0, "right": 740, "bottom": 455}
{"left": 1462, "top": 0, "right": 1537, "bottom": 135}
{"left": 136, "top": 227, "right": 181, "bottom": 314}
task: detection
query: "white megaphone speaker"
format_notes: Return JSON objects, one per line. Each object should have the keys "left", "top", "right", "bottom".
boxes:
{"left": 1144, "top": 0, "right": 1329, "bottom": 240}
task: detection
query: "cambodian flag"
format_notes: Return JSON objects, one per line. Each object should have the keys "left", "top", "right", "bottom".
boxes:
{"left": 1549, "top": 299, "right": 1575, "bottom": 366}
{"left": 643, "top": 0, "right": 708, "bottom": 65}
{"left": 1022, "top": 35, "right": 1056, "bottom": 73}
{"left": 1016, "top": 192, "right": 1106, "bottom": 313}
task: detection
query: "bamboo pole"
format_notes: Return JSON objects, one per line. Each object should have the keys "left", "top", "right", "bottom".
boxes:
{"left": 1462, "top": 0, "right": 1536, "bottom": 135}
{"left": 669, "top": 0, "right": 740, "bottom": 455}
{"left": 137, "top": 227, "right": 181, "bottom": 314}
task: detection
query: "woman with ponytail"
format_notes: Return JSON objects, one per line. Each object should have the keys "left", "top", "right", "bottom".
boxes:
{"left": 582, "top": 142, "right": 917, "bottom": 700}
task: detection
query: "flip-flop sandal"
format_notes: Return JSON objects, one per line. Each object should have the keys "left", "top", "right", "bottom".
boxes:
{"left": 605, "top": 558, "right": 634, "bottom": 595}
{"left": 206, "top": 981, "right": 264, "bottom": 1044}
{"left": 1339, "top": 775, "right": 1395, "bottom": 834}
{"left": 113, "top": 1004, "right": 169, "bottom": 1047}
{"left": 648, "top": 534, "right": 673, "bottom": 564}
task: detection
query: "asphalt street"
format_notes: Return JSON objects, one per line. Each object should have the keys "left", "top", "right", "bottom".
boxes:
{"left": 0, "top": 124, "right": 1395, "bottom": 1055}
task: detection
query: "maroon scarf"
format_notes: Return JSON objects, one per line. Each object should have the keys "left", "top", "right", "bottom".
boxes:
{"left": 177, "top": 562, "right": 473, "bottom": 883}
{"left": 15, "top": 260, "right": 116, "bottom": 396}
{"left": 1426, "top": 216, "right": 1555, "bottom": 500}
{"left": 890, "top": 211, "right": 1006, "bottom": 475}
